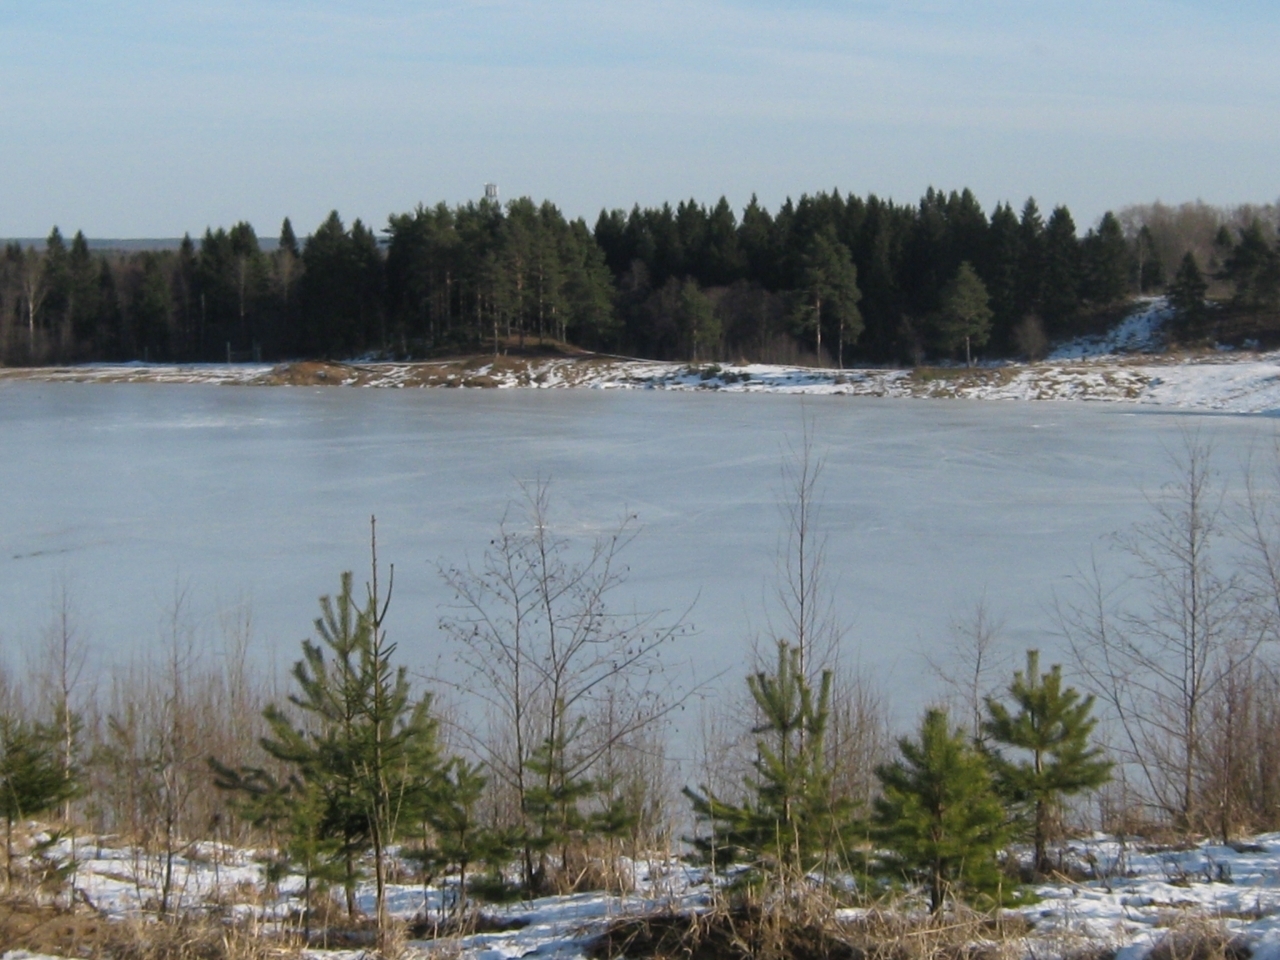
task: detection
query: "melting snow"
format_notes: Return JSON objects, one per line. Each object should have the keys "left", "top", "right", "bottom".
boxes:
{"left": 12, "top": 832, "right": 1280, "bottom": 960}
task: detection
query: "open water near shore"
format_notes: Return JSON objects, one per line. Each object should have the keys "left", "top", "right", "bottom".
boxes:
{"left": 0, "top": 381, "right": 1274, "bottom": 735}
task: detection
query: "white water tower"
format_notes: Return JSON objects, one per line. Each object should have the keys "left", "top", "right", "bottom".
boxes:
{"left": 484, "top": 183, "right": 499, "bottom": 202}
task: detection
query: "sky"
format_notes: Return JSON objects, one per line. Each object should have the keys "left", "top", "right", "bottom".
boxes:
{"left": 1, "top": 0, "right": 1277, "bottom": 238}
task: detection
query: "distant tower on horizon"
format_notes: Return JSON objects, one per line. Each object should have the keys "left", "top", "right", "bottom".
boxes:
{"left": 484, "top": 183, "right": 499, "bottom": 202}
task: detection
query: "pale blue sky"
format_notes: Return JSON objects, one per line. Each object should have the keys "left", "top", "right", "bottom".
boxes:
{"left": 2, "top": 1, "right": 1276, "bottom": 237}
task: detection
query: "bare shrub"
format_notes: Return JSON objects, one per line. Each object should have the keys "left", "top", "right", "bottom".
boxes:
{"left": 1014, "top": 314, "right": 1048, "bottom": 360}
{"left": 1061, "top": 434, "right": 1254, "bottom": 835}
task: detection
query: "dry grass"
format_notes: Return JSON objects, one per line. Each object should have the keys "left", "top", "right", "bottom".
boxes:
{"left": 1143, "top": 915, "right": 1251, "bottom": 960}
{"left": 0, "top": 897, "right": 297, "bottom": 960}
{"left": 588, "top": 898, "right": 1030, "bottom": 960}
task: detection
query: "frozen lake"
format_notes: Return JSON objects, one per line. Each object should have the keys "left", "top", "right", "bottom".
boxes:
{"left": 0, "top": 382, "right": 1274, "bottom": 732}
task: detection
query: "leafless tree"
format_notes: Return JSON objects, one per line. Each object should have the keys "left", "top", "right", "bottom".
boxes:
{"left": 31, "top": 577, "right": 91, "bottom": 826}
{"left": 769, "top": 420, "right": 841, "bottom": 683}
{"left": 439, "top": 480, "right": 691, "bottom": 893}
{"left": 926, "top": 598, "right": 1011, "bottom": 746}
{"left": 1062, "top": 434, "right": 1256, "bottom": 833}
{"left": 20, "top": 247, "right": 48, "bottom": 357}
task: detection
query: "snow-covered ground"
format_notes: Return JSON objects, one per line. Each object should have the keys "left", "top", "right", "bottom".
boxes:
{"left": 6, "top": 299, "right": 1280, "bottom": 415}
{"left": 11, "top": 831, "right": 1280, "bottom": 960}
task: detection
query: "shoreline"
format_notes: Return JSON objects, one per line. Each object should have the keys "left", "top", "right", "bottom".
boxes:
{"left": 3, "top": 350, "right": 1280, "bottom": 414}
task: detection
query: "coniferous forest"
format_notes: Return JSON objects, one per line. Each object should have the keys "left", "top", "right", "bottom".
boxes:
{"left": 3, "top": 191, "right": 1279, "bottom": 368}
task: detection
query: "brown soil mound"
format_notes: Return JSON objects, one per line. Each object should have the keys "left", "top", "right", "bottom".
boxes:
{"left": 260, "top": 361, "right": 358, "bottom": 386}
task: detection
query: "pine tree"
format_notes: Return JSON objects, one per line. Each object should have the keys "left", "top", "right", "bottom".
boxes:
{"left": 0, "top": 716, "right": 75, "bottom": 892}
{"left": 685, "top": 641, "right": 857, "bottom": 892}
{"left": 208, "top": 764, "right": 344, "bottom": 940}
{"left": 983, "top": 651, "right": 1110, "bottom": 875}
{"left": 873, "top": 709, "right": 1006, "bottom": 913}
{"left": 935, "top": 261, "right": 992, "bottom": 365}
{"left": 523, "top": 711, "right": 598, "bottom": 889}
{"left": 793, "top": 229, "right": 863, "bottom": 367}
{"left": 414, "top": 757, "right": 489, "bottom": 916}
{"left": 229, "top": 522, "right": 440, "bottom": 943}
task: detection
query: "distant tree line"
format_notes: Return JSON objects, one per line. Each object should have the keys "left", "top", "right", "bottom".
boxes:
{"left": 2, "top": 191, "right": 1277, "bottom": 368}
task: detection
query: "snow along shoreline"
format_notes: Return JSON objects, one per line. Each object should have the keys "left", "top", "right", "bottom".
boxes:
{"left": 5, "top": 300, "right": 1280, "bottom": 414}
{"left": 6, "top": 352, "right": 1280, "bottom": 415}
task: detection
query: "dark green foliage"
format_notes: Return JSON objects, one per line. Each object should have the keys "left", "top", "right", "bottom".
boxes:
{"left": 208, "top": 763, "right": 343, "bottom": 939}
{"left": 982, "top": 650, "right": 1111, "bottom": 875}
{"left": 792, "top": 229, "right": 863, "bottom": 366}
{"left": 412, "top": 757, "right": 490, "bottom": 915}
{"left": 217, "top": 562, "right": 440, "bottom": 933}
{"left": 279, "top": 218, "right": 299, "bottom": 258}
{"left": 1220, "top": 220, "right": 1280, "bottom": 309}
{"left": 4, "top": 187, "right": 1140, "bottom": 367}
{"left": 0, "top": 716, "right": 76, "bottom": 891}
{"left": 299, "top": 212, "right": 385, "bottom": 358}
{"left": 1041, "top": 206, "right": 1081, "bottom": 331}
{"left": 873, "top": 709, "right": 1006, "bottom": 913}
{"left": 1081, "top": 212, "right": 1131, "bottom": 305}
{"left": 1168, "top": 252, "right": 1209, "bottom": 337}
{"left": 686, "top": 641, "right": 858, "bottom": 890}
{"left": 934, "top": 261, "right": 992, "bottom": 364}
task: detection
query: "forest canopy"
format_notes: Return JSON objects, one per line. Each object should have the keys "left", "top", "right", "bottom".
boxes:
{"left": 3, "top": 191, "right": 1277, "bottom": 368}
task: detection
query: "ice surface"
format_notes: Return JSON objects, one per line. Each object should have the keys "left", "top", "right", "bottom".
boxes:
{"left": 0, "top": 383, "right": 1275, "bottom": 737}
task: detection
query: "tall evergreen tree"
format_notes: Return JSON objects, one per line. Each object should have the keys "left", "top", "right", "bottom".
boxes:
{"left": 1041, "top": 206, "right": 1082, "bottom": 331}
{"left": 792, "top": 229, "right": 863, "bottom": 367}
{"left": 1081, "top": 212, "right": 1130, "bottom": 305}
{"left": 982, "top": 651, "right": 1110, "bottom": 875}
{"left": 1168, "top": 251, "right": 1209, "bottom": 338}
{"left": 1014, "top": 199, "right": 1045, "bottom": 321}
{"left": 984, "top": 203, "right": 1021, "bottom": 351}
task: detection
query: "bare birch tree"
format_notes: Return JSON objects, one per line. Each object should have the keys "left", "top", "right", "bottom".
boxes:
{"left": 439, "top": 480, "right": 690, "bottom": 894}
{"left": 1062, "top": 434, "right": 1255, "bottom": 833}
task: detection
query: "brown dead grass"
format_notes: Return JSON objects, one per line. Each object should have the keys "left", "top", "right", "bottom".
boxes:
{"left": 1146, "top": 916, "right": 1251, "bottom": 960}
{"left": 588, "top": 903, "right": 1028, "bottom": 960}
{"left": 0, "top": 896, "right": 301, "bottom": 959}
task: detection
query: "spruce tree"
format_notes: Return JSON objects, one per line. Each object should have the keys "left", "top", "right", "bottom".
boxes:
{"left": 983, "top": 650, "right": 1110, "bottom": 875}
{"left": 1168, "top": 252, "right": 1209, "bottom": 339}
{"left": 685, "top": 641, "right": 857, "bottom": 892}
{"left": 873, "top": 709, "right": 1006, "bottom": 913}
{"left": 1041, "top": 206, "right": 1082, "bottom": 332}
